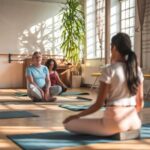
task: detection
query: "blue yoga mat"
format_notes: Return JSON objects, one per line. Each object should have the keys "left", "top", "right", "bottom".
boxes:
{"left": 60, "top": 91, "right": 89, "bottom": 96}
{"left": 144, "top": 101, "right": 150, "bottom": 108}
{"left": 0, "top": 111, "right": 38, "bottom": 119}
{"left": 59, "top": 101, "right": 150, "bottom": 111}
{"left": 15, "top": 92, "right": 28, "bottom": 97}
{"left": 59, "top": 104, "right": 105, "bottom": 111}
{"left": 8, "top": 124, "right": 150, "bottom": 150}
{"left": 15, "top": 91, "right": 90, "bottom": 97}
{"left": 59, "top": 104, "right": 90, "bottom": 111}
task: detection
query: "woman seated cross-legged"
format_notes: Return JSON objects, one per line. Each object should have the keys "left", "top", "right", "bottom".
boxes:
{"left": 63, "top": 32, "right": 144, "bottom": 136}
{"left": 45, "top": 59, "right": 67, "bottom": 95}
{"left": 26, "top": 51, "right": 56, "bottom": 102}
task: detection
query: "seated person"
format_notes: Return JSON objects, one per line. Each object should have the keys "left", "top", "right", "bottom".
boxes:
{"left": 63, "top": 32, "right": 144, "bottom": 136}
{"left": 45, "top": 59, "right": 67, "bottom": 95}
{"left": 26, "top": 51, "right": 56, "bottom": 102}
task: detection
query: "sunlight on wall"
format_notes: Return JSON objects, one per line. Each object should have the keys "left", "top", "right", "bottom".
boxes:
{"left": 18, "top": 14, "right": 63, "bottom": 57}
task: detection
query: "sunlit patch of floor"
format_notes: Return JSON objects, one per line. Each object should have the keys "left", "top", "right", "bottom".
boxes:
{"left": 0, "top": 89, "right": 149, "bottom": 150}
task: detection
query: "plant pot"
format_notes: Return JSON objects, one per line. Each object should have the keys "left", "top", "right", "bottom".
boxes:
{"left": 72, "top": 75, "right": 82, "bottom": 88}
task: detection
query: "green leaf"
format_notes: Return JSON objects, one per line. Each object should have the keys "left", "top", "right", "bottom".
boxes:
{"left": 60, "top": 0, "right": 85, "bottom": 64}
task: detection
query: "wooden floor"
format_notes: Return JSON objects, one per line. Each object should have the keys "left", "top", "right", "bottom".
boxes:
{"left": 0, "top": 88, "right": 149, "bottom": 150}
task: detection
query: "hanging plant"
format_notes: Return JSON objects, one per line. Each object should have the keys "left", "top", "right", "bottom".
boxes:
{"left": 60, "top": 0, "right": 85, "bottom": 64}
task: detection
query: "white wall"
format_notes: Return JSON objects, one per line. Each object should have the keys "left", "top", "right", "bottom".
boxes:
{"left": 0, "top": 0, "right": 63, "bottom": 88}
{"left": 0, "top": 0, "right": 63, "bottom": 54}
{"left": 0, "top": 56, "right": 23, "bottom": 88}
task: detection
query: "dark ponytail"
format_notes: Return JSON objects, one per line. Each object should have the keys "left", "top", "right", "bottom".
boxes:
{"left": 125, "top": 51, "right": 140, "bottom": 95}
{"left": 111, "top": 33, "right": 140, "bottom": 95}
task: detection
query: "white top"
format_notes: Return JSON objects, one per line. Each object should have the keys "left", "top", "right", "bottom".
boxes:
{"left": 99, "top": 62, "right": 144, "bottom": 106}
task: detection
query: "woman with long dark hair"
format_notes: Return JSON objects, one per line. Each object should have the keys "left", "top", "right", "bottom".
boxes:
{"left": 45, "top": 59, "right": 67, "bottom": 95}
{"left": 63, "top": 33, "right": 144, "bottom": 136}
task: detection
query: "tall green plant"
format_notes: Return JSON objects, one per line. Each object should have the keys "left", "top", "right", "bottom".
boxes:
{"left": 60, "top": 0, "right": 85, "bottom": 64}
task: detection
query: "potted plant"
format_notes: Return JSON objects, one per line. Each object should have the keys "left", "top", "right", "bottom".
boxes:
{"left": 60, "top": 0, "right": 85, "bottom": 88}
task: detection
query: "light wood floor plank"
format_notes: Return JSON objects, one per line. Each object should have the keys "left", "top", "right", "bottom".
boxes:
{"left": 0, "top": 89, "right": 149, "bottom": 150}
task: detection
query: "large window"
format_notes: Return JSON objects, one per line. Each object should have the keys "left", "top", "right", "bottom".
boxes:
{"left": 86, "top": 0, "right": 105, "bottom": 59}
{"left": 86, "top": 0, "right": 96, "bottom": 59}
{"left": 121, "top": 0, "right": 135, "bottom": 47}
{"left": 86, "top": 0, "right": 136, "bottom": 59}
{"left": 110, "top": 0, "right": 120, "bottom": 37}
{"left": 111, "top": 0, "right": 135, "bottom": 48}
{"left": 96, "top": 0, "right": 105, "bottom": 59}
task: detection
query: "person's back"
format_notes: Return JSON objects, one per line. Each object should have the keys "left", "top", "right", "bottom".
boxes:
{"left": 63, "top": 32, "right": 144, "bottom": 136}
{"left": 101, "top": 62, "right": 143, "bottom": 106}
{"left": 98, "top": 61, "right": 143, "bottom": 133}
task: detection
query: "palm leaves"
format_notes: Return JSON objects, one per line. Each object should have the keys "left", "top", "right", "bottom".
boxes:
{"left": 60, "top": 0, "right": 85, "bottom": 64}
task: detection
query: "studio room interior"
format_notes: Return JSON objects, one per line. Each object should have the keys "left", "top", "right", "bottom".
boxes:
{"left": 0, "top": 0, "right": 149, "bottom": 149}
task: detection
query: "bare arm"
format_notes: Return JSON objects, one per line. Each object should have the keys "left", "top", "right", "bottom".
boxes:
{"left": 26, "top": 75, "right": 44, "bottom": 97}
{"left": 45, "top": 74, "right": 51, "bottom": 91}
{"left": 136, "top": 82, "right": 144, "bottom": 112}
{"left": 63, "top": 82, "right": 110, "bottom": 123}
{"left": 42, "top": 74, "right": 51, "bottom": 100}
{"left": 26, "top": 75, "right": 40, "bottom": 89}
{"left": 55, "top": 71, "right": 67, "bottom": 88}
